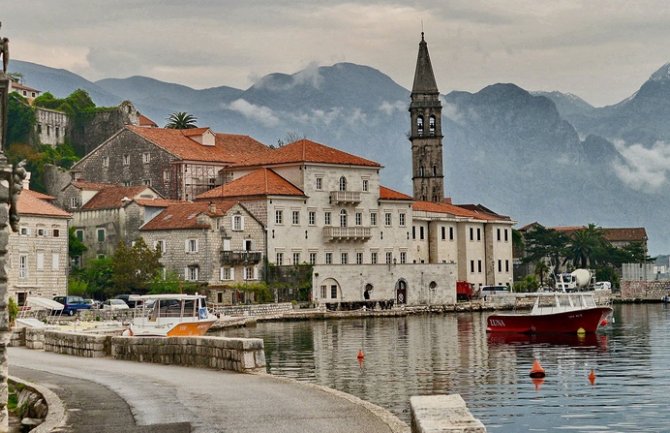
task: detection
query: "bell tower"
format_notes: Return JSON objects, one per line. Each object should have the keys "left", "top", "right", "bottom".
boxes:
{"left": 409, "top": 32, "right": 444, "bottom": 203}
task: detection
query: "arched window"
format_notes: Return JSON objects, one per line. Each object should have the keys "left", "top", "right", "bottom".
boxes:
{"left": 417, "top": 116, "right": 424, "bottom": 135}
{"left": 339, "top": 176, "right": 347, "bottom": 191}
{"left": 429, "top": 115, "right": 436, "bottom": 135}
{"left": 339, "top": 209, "right": 348, "bottom": 227}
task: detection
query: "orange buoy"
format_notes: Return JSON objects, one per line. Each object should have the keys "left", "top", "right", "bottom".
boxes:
{"left": 357, "top": 349, "right": 365, "bottom": 360}
{"left": 532, "top": 377, "right": 545, "bottom": 391}
{"left": 529, "top": 359, "right": 546, "bottom": 378}
{"left": 588, "top": 369, "right": 596, "bottom": 385}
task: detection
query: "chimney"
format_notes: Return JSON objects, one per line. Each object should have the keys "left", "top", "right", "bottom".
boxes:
{"left": 208, "top": 201, "right": 216, "bottom": 214}
{"left": 22, "top": 171, "right": 31, "bottom": 190}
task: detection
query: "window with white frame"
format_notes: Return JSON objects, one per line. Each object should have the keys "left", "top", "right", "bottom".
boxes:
{"left": 339, "top": 209, "right": 348, "bottom": 227}
{"left": 320, "top": 285, "right": 327, "bottom": 298}
{"left": 339, "top": 176, "right": 347, "bottom": 191}
{"left": 355, "top": 212, "right": 362, "bottom": 226}
{"left": 186, "top": 266, "right": 199, "bottom": 281}
{"left": 371, "top": 252, "right": 378, "bottom": 264}
{"left": 276, "top": 252, "right": 284, "bottom": 266}
{"left": 186, "top": 239, "right": 198, "bottom": 253}
{"left": 163, "top": 169, "right": 170, "bottom": 182}
{"left": 292, "top": 210, "right": 300, "bottom": 225}
{"left": 325, "top": 252, "right": 332, "bottom": 264}
{"left": 232, "top": 214, "right": 244, "bottom": 231}
{"left": 292, "top": 252, "right": 300, "bottom": 264}
{"left": 370, "top": 212, "right": 377, "bottom": 226}
{"left": 341, "top": 252, "right": 348, "bottom": 264}
{"left": 97, "top": 228, "right": 106, "bottom": 242}
{"left": 244, "top": 266, "right": 255, "bottom": 280}
{"left": 123, "top": 154, "right": 130, "bottom": 166}
{"left": 385, "top": 252, "right": 393, "bottom": 264}
{"left": 70, "top": 197, "right": 79, "bottom": 208}
{"left": 102, "top": 156, "right": 109, "bottom": 168}
{"left": 243, "top": 239, "right": 252, "bottom": 251}
{"left": 37, "top": 228, "right": 46, "bottom": 237}
{"left": 400, "top": 251, "right": 407, "bottom": 264}
{"left": 143, "top": 179, "right": 151, "bottom": 186}
{"left": 309, "top": 252, "right": 317, "bottom": 265}
{"left": 399, "top": 213, "right": 406, "bottom": 227}
{"left": 154, "top": 240, "right": 166, "bottom": 254}
{"left": 19, "top": 255, "right": 27, "bottom": 279}
{"left": 384, "top": 212, "right": 392, "bottom": 226}
{"left": 19, "top": 226, "right": 29, "bottom": 236}
{"left": 324, "top": 211, "right": 331, "bottom": 225}
{"left": 315, "top": 177, "right": 323, "bottom": 190}
{"left": 220, "top": 267, "right": 233, "bottom": 280}
{"left": 308, "top": 211, "right": 316, "bottom": 225}
{"left": 356, "top": 252, "right": 363, "bottom": 264}
{"left": 275, "top": 210, "right": 283, "bottom": 225}
{"left": 143, "top": 152, "right": 151, "bottom": 163}
{"left": 362, "top": 179, "right": 369, "bottom": 192}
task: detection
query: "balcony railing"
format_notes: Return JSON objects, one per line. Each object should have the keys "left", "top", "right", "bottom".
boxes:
{"left": 329, "top": 191, "right": 361, "bottom": 204}
{"left": 323, "top": 226, "right": 371, "bottom": 242}
{"left": 220, "top": 250, "right": 262, "bottom": 265}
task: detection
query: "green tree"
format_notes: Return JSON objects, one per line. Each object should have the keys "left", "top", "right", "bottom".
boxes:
{"left": 565, "top": 224, "right": 608, "bottom": 268}
{"left": 534, "top": 260, "right": 550, "bottom": 286}
{"left": 149, "top": 271, "right": 200, "bottom": 295}
{"left": 110, "top": 239, "right": 162, "bottom": 296}
{"left": 7, "top": 92, "right": 35, "bottom": 145}
{"left": 72, "top": 257, "right": 114, "bottom": 299}
{"left": 68, "top": 226, "right": 88, "bottom": 263}
{"left": 165, "top": 112, "right": 198, "bottom": 129}
{"left": 522, "top": 225, "right": 569, "bottom": 275}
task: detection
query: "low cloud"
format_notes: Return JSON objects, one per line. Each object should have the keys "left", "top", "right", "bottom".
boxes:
{"left": 442, "top": 99, "right": 465, "bottom": 124}
{"left": 612, "top": 140, "right": 670, "bottom": 191}
{"left": 253, "top": 62, "right": 323, "bottom": 91}
{"left": 379, "top": 100, "right": 406, "bottom": 115}
{"left": 228, "top": 99, "right": 280, "bottom": 127}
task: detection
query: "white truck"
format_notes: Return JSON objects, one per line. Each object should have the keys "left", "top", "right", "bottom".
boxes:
{"left": 555, "top": 269, "right": 594, "bottom": 292}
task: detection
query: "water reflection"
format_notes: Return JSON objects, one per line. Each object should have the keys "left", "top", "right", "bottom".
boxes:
{"left": 222, "top": 304, "right": 670, "bottom": 432}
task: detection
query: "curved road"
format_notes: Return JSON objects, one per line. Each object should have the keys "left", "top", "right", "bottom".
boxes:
{"left": 9, "top": 347, "right": 401, "bottom": 433}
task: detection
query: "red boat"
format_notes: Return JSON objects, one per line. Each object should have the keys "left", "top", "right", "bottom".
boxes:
{"left": 486, "top": 292, "right": 612, "bottom": 334}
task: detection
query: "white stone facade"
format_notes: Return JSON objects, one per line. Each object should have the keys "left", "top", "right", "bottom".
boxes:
{"left": 36, "top": 107, "right": 68, "bottom": 147}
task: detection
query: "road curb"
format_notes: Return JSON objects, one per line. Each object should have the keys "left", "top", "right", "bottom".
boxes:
{"left": 9, "top": 375, "right": 67, "bottom": 433}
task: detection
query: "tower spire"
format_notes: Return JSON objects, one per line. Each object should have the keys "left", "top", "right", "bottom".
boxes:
{"left": 412, "top": 33, "right": 439, "bottom": 95}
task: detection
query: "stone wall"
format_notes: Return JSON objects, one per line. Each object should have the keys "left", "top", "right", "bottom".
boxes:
{"left": 43, "top": 331, "right": 110, "bottom": 358}
{"left": 215, "top": 302, "right": 294, "bottom": 317}
{"left": 25, "top": 329, "right": 44, "bottom": 350}
{"left": 410, "top": 394, "right": 486, "bottom": 433}
{"left": 621, "top": 280, "right": 670, "bottom": 301}
{"left": 111, "top": 336, "right": 266, "bottom": 372}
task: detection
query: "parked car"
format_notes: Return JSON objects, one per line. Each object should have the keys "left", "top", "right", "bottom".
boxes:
{"left": 102, "top": 299, "right": 131, "bottom": 310}
{"left": 53, "top": 295, "right": 92, "bottom": 316}
{"left": 593, "top": 281, "right": 612, "bottom": 291}
{"left": 480, "top": 285, "right": 510, "bottom": 298}
{"left": 85, "top": 298, "right": 102, "bottom": 309}
{"left": 114, "top": 294, "right": 143, "bottom": 308}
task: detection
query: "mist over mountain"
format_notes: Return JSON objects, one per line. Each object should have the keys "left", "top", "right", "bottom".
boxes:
{"left": 9, "top": 59, "right": 670, "bottom": 254}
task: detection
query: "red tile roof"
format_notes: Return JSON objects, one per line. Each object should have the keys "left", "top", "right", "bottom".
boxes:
{"left": 231, "top": 139, "right": 381, "bottom": 168}
{"left": 81, "top": 186, "right": 155, "bottom": 210}
{"left": 17, "top": 190, "right": 71, "bottom": 218}
{"left": 138, "top": 114, "right": 158, "bottom": 127}
{"left": 127, "top": 125, "right": 269, "bottom": 163}
{"left": 196, "top": 168, "right": 305, "bottom": 200}
{"left": 141, "top": 200, "right": 237, "bottom": 231}
{"left": 413, "top": 200, "right": 511, "bottom": 221}
{"left": 379, "top": 186, "right": 413, "bottom": 201}
{"left": 134, "top": 198, "right": 182, "bottom": 208}
{"left": 69, "top": 180, "right": 117, "bottom": 191}
{"left": 552, "top": 226, "right": 647, "bottom": 242}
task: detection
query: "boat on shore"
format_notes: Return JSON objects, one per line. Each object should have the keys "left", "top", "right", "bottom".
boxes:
{"left": 128, "top": 294, "right": 218, "bottom": 337}
{"left": 486, "top": 292, "right": 612, "bottom": 334}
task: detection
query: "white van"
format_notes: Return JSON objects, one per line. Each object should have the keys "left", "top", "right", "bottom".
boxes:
{"left": 593, "top": 281, "right": 611, "bottom": 291}
{"left": 480, "top": 285, "right": 509, "bottom": 298}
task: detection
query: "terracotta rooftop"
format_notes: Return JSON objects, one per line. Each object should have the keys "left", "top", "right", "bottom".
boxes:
{"left": 379, "top": 186, "right": 413, "bottom": 201}
{"left": 231, "top": 139, "right": 381, "bottom": 168}
{"left": 134, "top": 198, "right": 182, "bottom": 208}
{"left": 81, "top": 186, "right": 156, "bottom": 210}
{"left": 552, "top": 226, "right": 647, "bottom": 242}
{"left": 413, "top": 200, "right": 511, "bottom": 221}
{"left": 197, "top": 168, "right": 305, "bottom": 200}
{"left": 11, "top": 81, "right": 40, "bottom": 93}
{"left": 17, "top": 190, "right": 71, "bottom": 219}
{"left": 141, "top": 200, "right": 237, "bottom": 231}
{"left": 127, "top": 125, "right": 269, "bottom": 164}
{"left": 68, "top": 180, "right": 117, "bottom": 191}
{"left": 138, "top": 114, "right": 158, "bottom": 127}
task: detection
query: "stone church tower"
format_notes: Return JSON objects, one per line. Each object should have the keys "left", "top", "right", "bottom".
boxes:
{"left": 409, "top": 33, "right": 444, "bottom": 203}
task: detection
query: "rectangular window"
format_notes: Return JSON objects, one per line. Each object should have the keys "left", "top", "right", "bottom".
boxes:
{"left": 53, "top": 229, "right": 60, "bottom": 237}
{"left": 244, "top": 266, "right": 255, "bottom": 280}
{"left": 324, "top": 211, "right": 331, "bottom": 225}
{"left": 220, "top": 267, "right": 233, "bottom": 280}
{"left": 356, "top": 252, "right": 363, "bottom": 264}
{"left": 355, "top": 212, "right": 362, "bottom": 226}
{"left": 36, "top": 252, "right": 44, "bottom": 271}
{"left": 316, "top": 177, "right": 322, "bottom": 190}
{"left": 498, "top": 259, "right": 502, "bottom": 272}
{"left": 37, "top": 228, "right": 45, "bottom": 237}
{"left": 19, "top": 256, "right": 28, "bottom": 279}
{"left": 75, "top": 229, "right": 84, "bottom": 241}
{"left": 325, "top": 252, "right": 332, "bottom": 264}
{"left": 506, "top": 260, "right": 510, "bottom": 272}
{"left": 331, "top": 285, "right": 337, "bottom": 299}
{"left": 469, "top": 227, "right": 474, "bottom": 241}
{"left": 275, "top": 210, "right": 283, "bottom": 225}
{"left": 449, "top": 227, "right": 454, "bottom": 241}
{"left": 399, "top": 213, "right": 406, "bottom": 227}
{"left": 470, "top": 260, "right": 475, "bottom": 273}
{"left": 477, "top": 228, "right": 481, "bottom": 241}
{"left": 52, "top": 253, "right": 60, "bottom": 270}
{"left": 292, "top": 210, "right": 300, "bottom": 225}
{"left": 123, "top": 181, "right": 131, "bottom": 187}
{"left": 143, "top": 179, "right": 151, "bottom": 186}
{"left": 97, "top": 228, "right": 105, "bottom": 242}
{"left": 20, "top": 226, "right": 29, "bottom": 236}
{"left": 70, "top": 197, "right": 79, "bottom": 208}
{"left": 187, "top": 266, "right": 199, "bottom": 281}
{"left": 420, "top": 226, "right": 425, "bottom": 240}
{"left": 309, "top": 252, "right": 317, "bottom": 265}
{"left": 441, "top": 226, "right": 446, "bottom": 240}
{"left": 321, "top": 285, "right": 327, "bottom": 298}
{"left": 362, "top": 179, "right": 369, "bottom": 192}
{"left": 276, "top": 252, "right": 284, "bottom": 266}
{"left": 400, "top": 251, "right": 407, "bottom": 264}
{"left": 385, "top": 212, "right": 392, "bottom": 226}
{"left": 385, "top": 252, "right": 393, "bottom": 264}
{"left": 371, "top": 252, "right": 378, "bottom": 264}
{"left": 102, "top": 156, "right": 109, "bottom": 168}
{"left": 497, "top": 228, "right": 501, "bottom": 241}
{"left": 478, "top": 260, "right": 482, "bottom": 273}
{"left": 308, "top": 211, "right": 316, "bottom": 225}
{"left": 163, "top": 169, "right": 170, "bottom": 182}
{"left": 143, "top": 152, "right": 151, "bottom": 163}
{"left": 123, "top": 154, "right": 130, "bottom": 166}
{"left": 505, "top": 229, "right": 509, "bottom": 242}
{"left": 293, "top": 252, "right": 301, "bottom": 264}
{"left": 186, "top": 239, "right": 198, "bottom": 253}
{"left": 341, "top": 253, "right": 348, "bottom": 265}
{"left": 233, "top": 215, "right": 244, "bottom": 231}
{"left": 412, "top": 226, "right": 416, "bottom": 240}
{"left": 154, "top": 240, "right": 166, "bottom": 253}
{"left": 370, "top": 212, "right": 377, "bottom": 226}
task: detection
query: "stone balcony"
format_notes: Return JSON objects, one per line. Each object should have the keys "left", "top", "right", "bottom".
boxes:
{"left": 329, "top": 190, "right": 361, "bottom": 204}
{"left": 220, "top": 250, "right": 262, "bottom": 266}
{"left": 323, "top": 226, "right": 371, "bottom": 242}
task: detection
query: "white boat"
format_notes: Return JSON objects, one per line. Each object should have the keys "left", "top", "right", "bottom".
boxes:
{"left": 128, "top": 294, "right": 218, "bottom": 337}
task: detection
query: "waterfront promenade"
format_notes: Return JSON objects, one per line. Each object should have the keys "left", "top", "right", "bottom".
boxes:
{"left": 9, "top": 347, "right": 404, "bottom": 433}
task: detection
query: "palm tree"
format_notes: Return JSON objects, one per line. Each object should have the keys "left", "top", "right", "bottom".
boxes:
{"left": 534, "top": 260, "right": 549, "bottom": 286}
{"left": 565, "top": 224, "right": 607, "bottom": 268}
{"left": 165, "top": 112, "right": 198, "bottom": 129}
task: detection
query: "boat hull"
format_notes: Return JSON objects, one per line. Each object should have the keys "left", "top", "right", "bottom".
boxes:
{"left": 487, "top": 307, "right": 612, "bottom": 334}
{"left": 130, "top": 318, "right": 217, "bottom": 337}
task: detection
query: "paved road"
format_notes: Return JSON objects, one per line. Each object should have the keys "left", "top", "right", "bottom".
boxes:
{"left": 9, "top": 347, "right": 398, "bottom": 433}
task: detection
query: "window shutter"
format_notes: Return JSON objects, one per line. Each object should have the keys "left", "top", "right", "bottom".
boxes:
{"left": 230, "top": 268, "right": 235, "bottom": 280}
{"left": 52, "top": 254, "right": 60, "bottom": 270}
{"left": 240, "top": 216, "right": 245, "bottom": 231}
{"left": 184, "top": 240, "right": 189, "bottom": 252}
{"left": 223, "top": 239, "right": 230, "bottom": 251}
{"left": 36, "top": 253, "right": 44, "bottom": 271}
{"left": 254, "top": 267, "right": 259, "bottom": 280}
{"left": 184, "top": 267, "right": 189, "bottom": 280}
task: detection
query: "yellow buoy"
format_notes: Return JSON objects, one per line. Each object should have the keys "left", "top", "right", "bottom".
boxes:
{"left": 577, "top": 327, "right": 586, "bottom": 336}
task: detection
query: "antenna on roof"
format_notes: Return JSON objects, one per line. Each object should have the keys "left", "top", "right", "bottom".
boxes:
{"left": 421, "top": 20, "right": 424, "bottom": 40}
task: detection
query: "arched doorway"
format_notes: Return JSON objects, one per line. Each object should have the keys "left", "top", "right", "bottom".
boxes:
{"left": 396, "top": 279, "right": 407, "bottom": 305}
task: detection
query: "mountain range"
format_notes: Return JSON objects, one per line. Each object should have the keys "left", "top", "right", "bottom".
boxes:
{"left": 9, "top": 59, "right": 670, "bottom": 255}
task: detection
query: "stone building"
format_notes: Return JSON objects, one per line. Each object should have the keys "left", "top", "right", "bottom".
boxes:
{"left": 140, "top": 200, "right": 265, "bottom": 304}
{"left": 36, "top": 106, "right": 68, "bottom": 147}
{"left": 9, "top": 186, "right": 71, "bottom": 304}
{"left": 197, "top": 140, "right": 458, "bottom": 305}
{"left": 65, "top": 181, "right": 166, "bottom": 265}
{"left": 8, "top": 80, "right": 41, "bottom": 102}
{"left": 68, "top": 125, "right": 269, "bottom": 200}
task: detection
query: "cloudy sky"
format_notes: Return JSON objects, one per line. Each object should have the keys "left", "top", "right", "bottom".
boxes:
{"left": 3, "top": 0, "right": 670, "bottom": 106}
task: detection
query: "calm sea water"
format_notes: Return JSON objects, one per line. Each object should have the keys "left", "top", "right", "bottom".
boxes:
{"left": 221, "top": 304, "right": 670, "bottom": 432}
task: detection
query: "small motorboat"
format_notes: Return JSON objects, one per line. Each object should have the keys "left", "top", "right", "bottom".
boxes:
{"left": 128, "top": 294, "right": 218, "bottom": 337}
{"left": 486, "top": 292, "right": 612, "bottom": 334}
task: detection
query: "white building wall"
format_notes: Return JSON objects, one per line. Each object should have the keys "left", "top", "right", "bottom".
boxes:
{"left": 36, "top": 107, "right": 68, "bottom": 147}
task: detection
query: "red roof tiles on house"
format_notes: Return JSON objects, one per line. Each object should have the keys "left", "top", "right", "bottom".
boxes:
{"left": 413, "top": 200, "right": 482, "bottom": 219}
{"left": 133, "top": 198, "right": 182, "bottom": 208}
{"left": 196, "top": 168, "right": 305, "bottom": 200}
{"left": 141, "top": 200, "right": 237, "bottom": 231}
{"left": 81, "top": 186, "right": 155, "bottom": 210}
{"left": 127, "top": 125, "right": 269, "bottom": 164}
{"left": 231, "top": 139, "right": 381, "bottom": 168}
{"left": 17, "top": 190, "right": 71, "bottom": 218}
{"left": 138, "top": 114, "right": 158, "bottom": 127}
{"left": 69, "top": 180, "right": 117, "bottom": 191}
{"left": 379, "top": 186, "right": 413, "bottom": 201}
